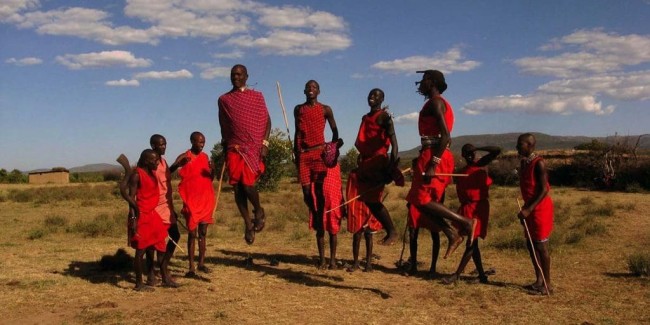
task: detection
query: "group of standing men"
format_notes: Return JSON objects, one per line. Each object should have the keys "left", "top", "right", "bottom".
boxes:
{"left": 124, "top": 64, "right": 554, "bottom": 296}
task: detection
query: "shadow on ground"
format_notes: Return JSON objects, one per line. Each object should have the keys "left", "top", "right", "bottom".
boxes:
{"left": 58, "top": 248, "right": 134, "bottom": 289}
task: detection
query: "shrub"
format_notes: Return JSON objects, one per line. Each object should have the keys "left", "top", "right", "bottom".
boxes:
{"left": 627, "top": 252, "right": 650, "bottom": 276}
{"left": 44, "top": 215, "right": 68, "bottom": 228}
{"left": 28, "top": 228, "right": 47, "bottom": 240}
{"left": 339, "top": 147, "right": 359, "bottom": 175}
{"left": 69, "top": 213, "right": 122, "bottom": 238}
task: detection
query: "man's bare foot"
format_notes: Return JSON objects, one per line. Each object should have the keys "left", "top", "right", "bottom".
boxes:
{"left": 185, "top": 270, "right": 198, "bottom": 278}
{"left": 478, "top": 275, "right": 489, "bottom": 284}
{"left": 253, "top": 208, "right": 266, "bottom": 232}
{"left": 444, "top": 234, "right": 464, "bottom": 259}
{"left": 426, "top": 270, "right": 441, "bottom": 279}
{"left": 363, "top": 263, "right": 373, "bottom": 273}
{"left": 134, "top": 284, "right": 155, "bottom": 292}
{"left": 146, "top": 278, "right": 157, "bottom": 287}
{"left": 347, "top": 262, "right": 360, "bottom": 273}
{"left": 378, "top": 232, "right": 398, "bottom": 246}
{"left": 523, "top": 282, "right": 543, "bottom": 290}
{"left": 529, "top": 285, "right": 553, "bottom": 295}
{"left": 441, "top": 274, "right": 459, "bottom": 285}
{"left": 162, "top": 278, "right": 180, "bottom": 288}
{"left": 328, "top": 262, "right": 341, "bottom": 270}
{"left": 244, "top": 225, "right": 255, "bottom": 245}
{"left": 316, "top": 260, "right": 327, "bottom": 270}
{"left": 197, "top": 265, "right": 212, "bottom": 274}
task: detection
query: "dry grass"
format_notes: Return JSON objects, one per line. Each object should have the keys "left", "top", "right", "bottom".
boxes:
{"left": 0, "top": 181, "right": 648, "bottom": 324}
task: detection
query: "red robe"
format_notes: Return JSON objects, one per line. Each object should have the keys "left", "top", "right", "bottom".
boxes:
{"left": 154, "top": 157, "right": 173, "bottom": 225}
{"left": 131, "top": 167, "right": 167, "bottom": 252}
{"left": 309, "top": 164, "right": 344, "bottom": 234}
{"left": 346, "top": 170, "right": 382, "bottom": 234}
{"left": 179, "top": 151, "right": 216, "bottom": 231}
{"left": 296, "top": 103, "right": 327, "bottom": 185}
{"left": 354, "top": 109, "right": 391, "bottom": 203}
{"left": 218, "top": 88, "right": 269, "bottom": 175}
{"left": 519, "top": 156, "right": 554, "bottom": 241}
{"left": 456, "top": 165, "right": 491, "bottom": 239}
{"left": 406, "top": 95, "right": 455, "bottom": 206}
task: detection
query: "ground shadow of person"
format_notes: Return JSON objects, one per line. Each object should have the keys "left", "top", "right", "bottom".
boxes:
{"left": 59, "top": 248, "right": 135, "bottom": 289}
{"left": 208, "top": 249, "right": 391, "bottom": 299}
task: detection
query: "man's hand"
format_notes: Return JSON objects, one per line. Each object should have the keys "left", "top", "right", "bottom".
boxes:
{"left": 173, "top": 155, "right": 190, "bottom": 169}
{"left": 261, "top": 145, "right": 269, "bottom": 158}
{"left": 518, "top": 207, "right": 531, "bottom": 220}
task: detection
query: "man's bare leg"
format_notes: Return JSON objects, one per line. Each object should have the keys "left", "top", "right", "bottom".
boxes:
{"left": 145, "top": 249, "right": 156, "bottom": 286}
{"left": 428, "top": 231, "right": 441, "bottom": 278}
{"left": 161, "top": 223, "right": 179, "bottom": 287}
{"left": 405, "top": 227, "right": 419, "bottom": 276}
{"left": 186, "top": 229, "right": 197, "bottom": 277}
{"left": 364, "top": 230, "right": 373, "bottom": 272}
{"left": 418, "top": 202, "right": 475, "bottom": 258}
{"left": 328, "top": 233, "right": 339, "bottom": 269}
{"left": 347, "top": 231, "right": 362, "bottom": 272}
{"left": 134, "top": 249, "right": 154, "bottom": 291}
{"left": 316, "top": 230, "right": 326, "bottom": 269}
{"left": 234, "top": 184, "right": 255, "bottom": 244}
{"left": 197, "top": 223, "right": 211, "bottom": 273}
{"left": 366, "top": 202, "right": 397, "bottom": 246}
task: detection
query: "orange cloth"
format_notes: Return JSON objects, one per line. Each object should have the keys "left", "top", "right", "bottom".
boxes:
{"left": 309, "top": 164, "right": 344, "bottom": 234}
{"left": 346, "top": 170, "right": 382, "bottom": 233}
{"left": 131, "top": 167, "right": 167, "bottom": 252}
{"left": 179, "top": 151, "right": 216, "bottom": 231}
{"left": 154, "top": 157, "right": 173, "bottom": 224}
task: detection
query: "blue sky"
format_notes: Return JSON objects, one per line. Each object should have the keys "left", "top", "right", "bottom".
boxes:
{"left": 1, "top": 0, "right": 649, "bottom": 171}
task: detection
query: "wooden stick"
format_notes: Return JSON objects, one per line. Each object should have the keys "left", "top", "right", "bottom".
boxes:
{"left": 517, "top": 198, "right": 550, "bottom": 296}
{"left": 325, "top": 167, "right": 410, "bottom": 213}
{"left": 402, "top": 168, "right": 468, "bottom": 177}
{"left": 212, "top": 162, "right": 227, "bottom": 216}
{"left": 116, "top": 154, "right": 134, "bottom": 247}
{"left": 276, "top": 81, "right": 295, "bottom": 161}
{"left": 167, "top": 235, "right": 185, "bottom": 253}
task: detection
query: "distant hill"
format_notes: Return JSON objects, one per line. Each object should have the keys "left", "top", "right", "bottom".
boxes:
{"left": 69, "top": 163, "right": 122, "bottom": 173}
{"left": 399, "top": 133, "right": 650, "bottom": 158}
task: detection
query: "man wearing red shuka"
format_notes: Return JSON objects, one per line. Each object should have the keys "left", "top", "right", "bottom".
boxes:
{"left": 218, "top": 64, "right": 271, "bottom": 245}
{"left": 293, "top": 80, "right": 343, "bottom": 270}
{"left": 405, "top": 69, "right": 477, "bottom": 261}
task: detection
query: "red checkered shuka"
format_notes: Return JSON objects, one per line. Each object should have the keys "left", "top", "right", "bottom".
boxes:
{"left": 309, "top": 164, "right": 344, "bottom": 234}
{"left": 296, "top": 103, "right": 326, "bottom": 150}
{"left": 218, "top": 88, "right": 269, "bottom": 173}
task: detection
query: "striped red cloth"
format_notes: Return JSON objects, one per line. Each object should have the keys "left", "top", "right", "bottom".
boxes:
{"left": 309, "top": 164, "right": 344, "bottom": 234}
{"left": 296, "top": 103, "right": 326, "bottom": 150}
{"left": 218, "top": 88, "right": 269, "bottom": 173}
{"left": 178, "top": 151, "right": 216, "bottom": 231}
{"left": 346, "top": 170, "right": 382, "bottom": 234}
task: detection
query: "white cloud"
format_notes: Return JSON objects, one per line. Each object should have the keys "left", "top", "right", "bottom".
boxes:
{"left": 464, "top": 31, "right": 650, "bottom": 116}
{"left": 463, "top": 94, "right": 614, "bottom": 116}
{"left": 18, "top": 7, "right": 161, "bottom": 45}
{"left": 133, "top": 69, "right": 193, "bottom": 80}
{"left": 5, "top": 56, "right": 42, "bottom": 66}
{"left": 212, "top": 50, "right": 244, "bottom": 59}
{"left": 0, "top": 0, "right": 38, "bottom": 24}
{"left": 372, "top": 47, "right": 480, "bottom": 74}
{"left": 257, "top": 6, "right": 345, "bottom": 31}
{"left": 228, "top": 30, "right": 351, "bottom": 56}
{"left": 515, "top": 29, "right": 650, "bottom": 78}
{"left": 393, "top": 112, "right": 420, "bottom": 124}
{"left": 55, "top": 50, "right": 152, "bottom": 70}
{"left": 3, "top": 0, "right": 351, "bottom": 55}
{"left": 106, "top": 79, "right": 140, "bottom": 87}
{"left": 199, "top": 66, "right": 231, "bottom": 80}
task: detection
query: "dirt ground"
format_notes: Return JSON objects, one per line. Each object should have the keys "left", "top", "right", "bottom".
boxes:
{"left": 0, "top": 183, "right": 648, "bottom": 324}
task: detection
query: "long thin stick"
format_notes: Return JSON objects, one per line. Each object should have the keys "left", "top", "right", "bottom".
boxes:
{"left": 517, "top": 198, "right": 550, "bottom": 296}
{"left": 167, "top": 235, "right": 185, "bottom": 253}
{"left": 326, "top": 168, "right": 410, "bottom": 213}
{"left": 212, "top": 162, "right": 227, "bottom": 216}
{"left": 276, "top": 81, "right": 295, "bottom": 161}
{"left": 116, "top": 154, "right": 134, "bottom": 247}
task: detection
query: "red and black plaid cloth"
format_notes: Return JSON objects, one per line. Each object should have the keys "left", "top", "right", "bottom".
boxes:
{"left": 218, "top": 88, "right": 270, "bottom": 173}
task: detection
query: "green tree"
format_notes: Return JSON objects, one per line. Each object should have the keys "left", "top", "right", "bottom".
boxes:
{"left": 339, "top": 147, "right": 359, "bottom": 175}
{"left": 7, "top": 169, "right": 27, "bottom": 183}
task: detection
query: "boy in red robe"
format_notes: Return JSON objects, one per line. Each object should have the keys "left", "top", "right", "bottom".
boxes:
{"left": 442, "top": 144, "right": 501, "bottom": 285}
{"left": 517, "top": 133, "right": 554, "bottom": 295}
{"left": 174, "top": 132, "right": 216, "bottom": 277}
{"left": 293, "top": 80, "right": 344, "bottom": 270}
{"left": 347, "top": 88, "right": 400, "bottom": 271}
{"left": 125, "top": 149, "right": 169, "bottom": 291}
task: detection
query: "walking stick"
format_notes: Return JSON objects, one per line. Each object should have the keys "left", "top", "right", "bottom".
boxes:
{"left": 396, "top": 222, "right": 409, "bottom": 267}
{"left": 116, "top": 154, "right": 134, "bottom": 246}
{"left": 212, "top": 161, "right": 227, "bottom": 216}
{"left": 276, "top": 81, "right": 295, "bottom": 161}
{"left": 517, "top": 198, "right": 550, "bottom": 296}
